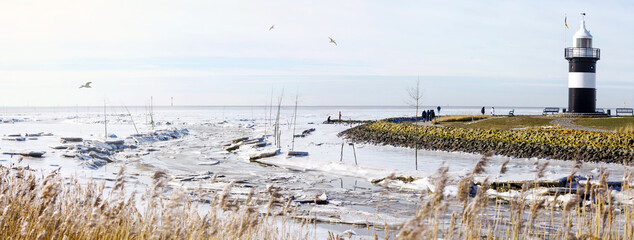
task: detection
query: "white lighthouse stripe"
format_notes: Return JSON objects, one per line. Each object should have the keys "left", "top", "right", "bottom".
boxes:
{"left": 568, "top": 72, "right": 596, "bottom": 88}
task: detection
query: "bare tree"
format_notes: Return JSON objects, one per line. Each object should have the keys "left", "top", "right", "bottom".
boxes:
{"left": 406, "top": 78, "right": 423, "bottom": 117}
{"left": 406, "top": 78, "right": 423, "bottom": 171}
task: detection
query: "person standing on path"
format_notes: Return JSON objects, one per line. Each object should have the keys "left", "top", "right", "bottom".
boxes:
{"left": 481, "top": 107, "right": 485, "bottom": 115}
{"left": 491, "top": 107, "right": 495, "bottom": 116}
{"left": 338, "top": 111, "right": 342, "bottom": 121}
{"left": 422, "top": 110, "right": 427, "bottom": 122}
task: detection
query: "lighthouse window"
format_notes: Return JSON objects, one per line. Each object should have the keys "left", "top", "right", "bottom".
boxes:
{"left": 576, "top": 38, "right": 592, "bottom": 48}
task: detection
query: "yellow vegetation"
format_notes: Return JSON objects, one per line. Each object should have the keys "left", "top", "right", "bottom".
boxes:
{"left": 367, "top": 121, "right": 634, "bottom": 150}
{"left": 432, "top": 115, "right": 492, "bottom": 124}
{"left": 0, "top": 166, "right": 307, "bottom": 240}
{"left": 617, "top": 125, "right": 634, "bottom": 134}
{"left": 397, "top": 155, "right": 634, "bottom": 239}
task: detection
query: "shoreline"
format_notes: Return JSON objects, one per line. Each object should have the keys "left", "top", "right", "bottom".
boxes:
{"left": 339, "top": 120, "right": 634, "bottom": 163}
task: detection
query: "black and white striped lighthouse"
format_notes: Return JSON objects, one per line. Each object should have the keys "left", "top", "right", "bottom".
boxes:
{"left": 565, "top": 13, "right": 600, "bottom": 113}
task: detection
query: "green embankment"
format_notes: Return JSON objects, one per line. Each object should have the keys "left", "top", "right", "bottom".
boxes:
{"left": 340, "top": 116, "right": 634, "bottom": 163}
{"left": 574, "top": 116, "right": 634, "bottom": 131}
{"left": 440, "top": 115, "right": 553, "bottom": 130}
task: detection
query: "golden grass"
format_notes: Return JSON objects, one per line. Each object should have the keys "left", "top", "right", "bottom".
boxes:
{"left": 431, "top": 115, "right": 492, "bottom": 124}
{"left": 397, "top": 154, "right": 634, "bottom": 239}
{"left": 617, "top": 125, "right": 634, "bottom": 134}
{"left": 0, "top": 165, "right": 309, "bottom": 240}
{"left": 440, "top": 115, "right": 555, "bottom": 130}
{"left": 574, "top": 117, "right": 634, "bottom": 131}
{"left": 3, "top": 154, "right": 634, "bottom": 239}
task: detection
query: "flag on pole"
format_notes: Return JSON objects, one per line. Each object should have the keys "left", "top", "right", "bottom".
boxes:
{"left": 565, "top": 16, "right": 569, "bottom": 29}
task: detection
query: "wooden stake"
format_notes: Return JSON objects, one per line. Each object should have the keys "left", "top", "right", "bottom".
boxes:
{"left": 123, "top": 105, "right": 139, "bottom": 134}
{"left": 415, "top": 144, "right": 418, "bottom": 170}
{"left": 352, "top": 143, "right": 358, "bottom": 166}
{"left": 291, "top": 94, "right": 298, "bottom": 151}
{"left": 150, "top": 96, "right": 155, "bottom": 130}
{"left": 103, "top": 99, "right": 107, "bottom": 140}
{"left": 340, "top": 142, "right": 344, "bottom": 162}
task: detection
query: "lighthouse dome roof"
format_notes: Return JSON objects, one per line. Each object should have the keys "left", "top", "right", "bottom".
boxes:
{"left": 574, "top": 20, "right": 592, "bottom": 39}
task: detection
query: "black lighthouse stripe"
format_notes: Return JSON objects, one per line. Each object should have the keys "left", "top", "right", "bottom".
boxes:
{"left": 568, "top": 58, "right": 597, "bottom": 73}
{"left": 568, "top": 88, "right": 596, "bottom": 113}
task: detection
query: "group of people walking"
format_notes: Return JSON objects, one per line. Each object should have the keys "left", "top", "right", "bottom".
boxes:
{"left": 421, "top": 109, "right": 436, "bottom": 121}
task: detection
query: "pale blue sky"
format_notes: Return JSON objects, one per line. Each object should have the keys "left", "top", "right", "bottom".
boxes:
{"left": 0, "top": 0, "right": 632, "bottom": 107}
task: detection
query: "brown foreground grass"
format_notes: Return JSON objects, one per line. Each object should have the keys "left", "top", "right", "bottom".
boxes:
{"left": 397, "top": 153, "right": 634, "bottom": 240}
{"left": 0, "top": 165, "right": 309, "bottom": 240}
{"left": 3, "top": 156, "right": 634, "bottom": 239}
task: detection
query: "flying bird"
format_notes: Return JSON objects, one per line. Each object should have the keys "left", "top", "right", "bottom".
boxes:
{"left": 269, "top": 24, "right": 275, "bottom": 31}
{"left": 79, "top": 82, "right": 92, "bottom": 89}
{"left": 329, "top": 37, "right": 337, "bottom": 46}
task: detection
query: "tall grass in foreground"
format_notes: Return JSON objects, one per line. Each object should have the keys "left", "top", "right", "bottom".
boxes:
{"left": 4, "top": 158, "right": 634, "bottom": 239}
{"left": 0, "top": 165, "right": 309, "bottom": 240}
{"left": 397, "top": 153, "right": 634, "bottom": 240}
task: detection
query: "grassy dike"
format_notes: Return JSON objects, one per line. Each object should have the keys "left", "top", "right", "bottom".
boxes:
{"left": 339, "top": 118, "right": 634, "bottom": 163}
{"left": 575, "top": 117, "right": 634, "bottom": 132}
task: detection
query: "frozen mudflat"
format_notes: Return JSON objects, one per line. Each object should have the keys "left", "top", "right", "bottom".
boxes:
{"left": 0, "top": 106, "right": 631, "bottom": 238}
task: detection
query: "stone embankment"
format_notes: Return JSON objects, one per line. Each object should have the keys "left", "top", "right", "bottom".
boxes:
{"left": 339, "top": 121, "right": 634, "bottom": 163}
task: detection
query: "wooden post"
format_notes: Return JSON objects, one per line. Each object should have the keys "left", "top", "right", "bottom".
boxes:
{"left": 103, "top": 99, "right": 107, "bottom": 140}
{"left": 123, "top": 105, "right": 139, "bottom": 134}
{"left": 352, "top": 143, "right": 358, "bottom": 166}
{"left": 415, "top": 144, "right": 418, "bottom": 170}
{"left": 291, "top": 95, "right": 298, "bottom": 151}
{"left": 150, "top": 96, "right": 155, "bottom": 130}
{"left": 340, "top": 142, "right": 344, "bottom": 162}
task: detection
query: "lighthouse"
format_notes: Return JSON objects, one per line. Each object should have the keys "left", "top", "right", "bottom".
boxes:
{"left": 565, "top": 13, "right": 600, "bottom": 113}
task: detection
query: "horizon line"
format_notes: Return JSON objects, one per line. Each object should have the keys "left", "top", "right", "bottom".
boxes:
{"left": 0, "top": 104, "right": 592, "bottom": 109}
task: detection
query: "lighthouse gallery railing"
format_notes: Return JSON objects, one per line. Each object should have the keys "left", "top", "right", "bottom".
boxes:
{"left": 565, "top": 47, "right": 600, "bottom": 59}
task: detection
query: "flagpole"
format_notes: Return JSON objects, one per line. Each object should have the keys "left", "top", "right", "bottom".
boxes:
{"left": 564, "top": 14, "right": 567, "bottom": 49}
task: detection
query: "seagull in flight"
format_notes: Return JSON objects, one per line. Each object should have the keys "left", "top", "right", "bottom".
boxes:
{"left": 269, "top": 24, "right": 275, "bottom": 31}
{"left": 79, "top": 82, "right": 92, "bottom": 89}
{"left": 329, "top": 37, "right": 337, "bottom": 46}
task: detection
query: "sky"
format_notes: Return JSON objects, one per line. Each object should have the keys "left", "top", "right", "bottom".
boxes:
{"left": 0, "top": 0, "right": 632, "bottom": 107}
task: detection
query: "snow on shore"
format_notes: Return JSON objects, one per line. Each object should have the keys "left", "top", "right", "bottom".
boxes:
{"left": 1, "top": 106, "right": 632, "bottom": 238}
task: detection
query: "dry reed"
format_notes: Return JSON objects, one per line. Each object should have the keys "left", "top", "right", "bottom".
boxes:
{"left": 431, "top": 115, "right": 492, "bottom": 124}
{"left": 617, "top": 125, "right": 634, "bottom": 134}
{"left": 0, "top": 165, "right": 308, "bottom": 240}
{"left": 4, "top": 152, "right": 634, "bottom": 239}
{"left": 397, "top": 152, "right": 634, "bottom": 239}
